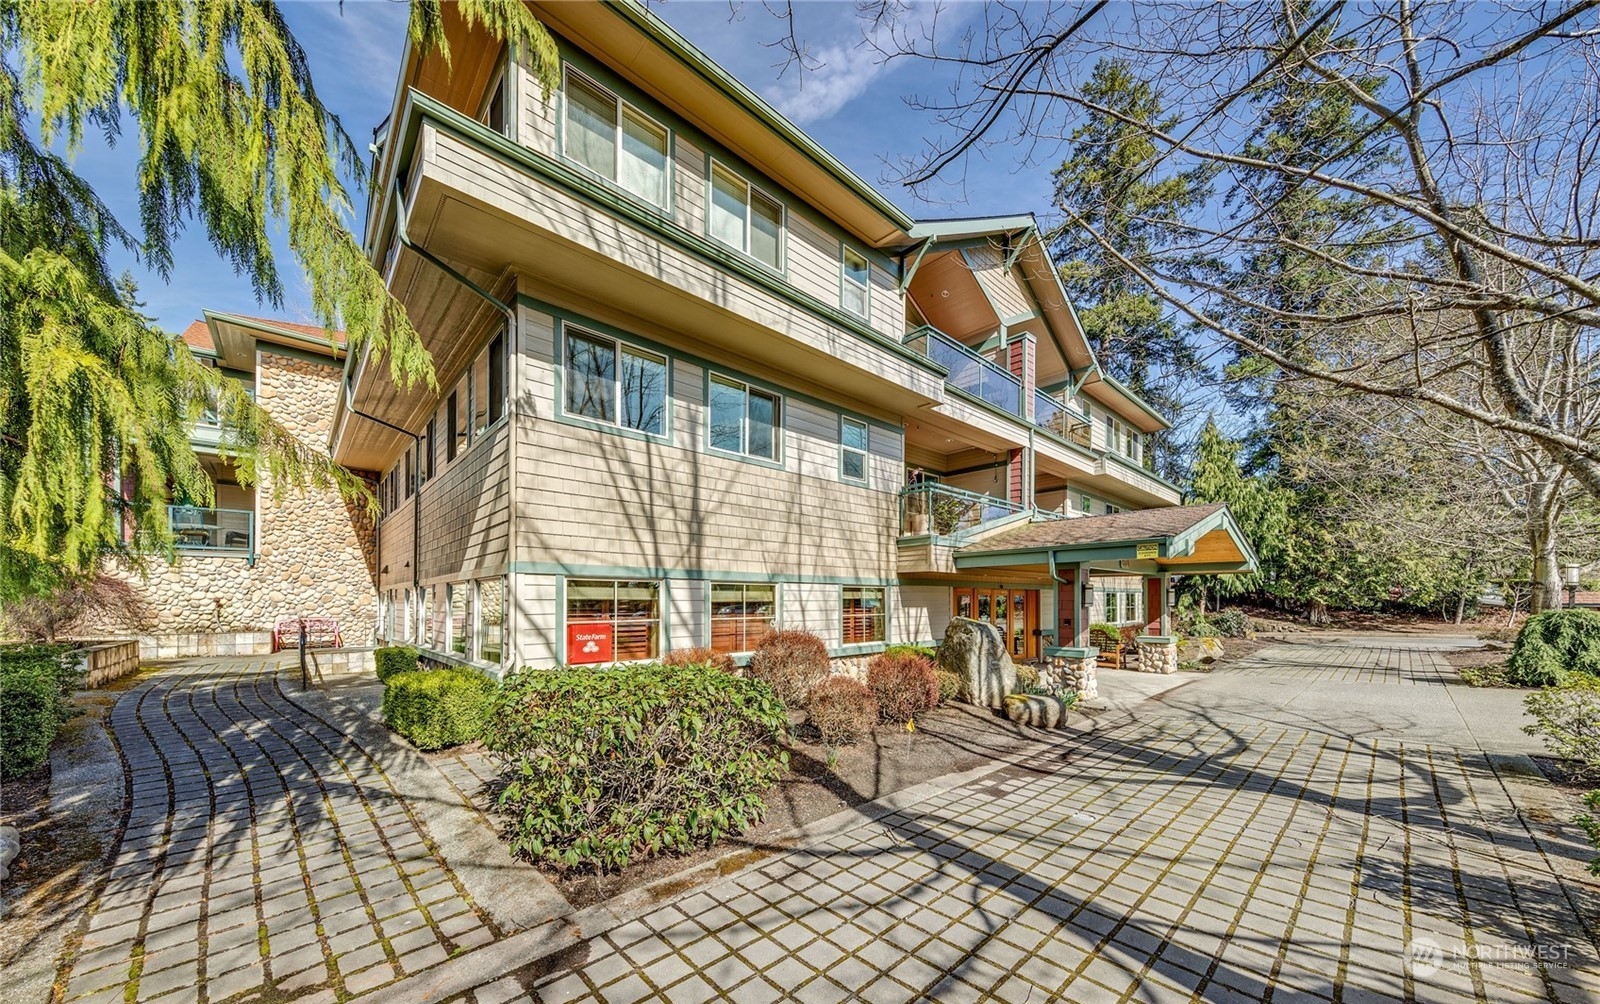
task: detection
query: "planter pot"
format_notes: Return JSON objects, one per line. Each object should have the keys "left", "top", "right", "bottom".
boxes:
{"left": 1003, "top": 693, "right": 1070, "bottom": 729}
{"left": 906, "top": 513, "right": 928, "bottom": 535}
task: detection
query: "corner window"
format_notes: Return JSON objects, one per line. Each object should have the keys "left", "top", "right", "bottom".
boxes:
{"left": 841, "top": 246, "right": 869, "bottom": 318}
{"left": 842, "top": 586, "right": 886, "bottom": 645}
{"left": 709, "top": 375, "right": 780, "bottom": 461}
{"left": 710, "top": 583, "right": 777, "bottom": 654}
{"left": 562, "top": 69, "right": 669, "bottom": 208}
{"left": 567, "top": 579, "right": 660, "bottom": 663}
{"left": 476, "top": 578, "right": 505, "bottom": 665}
{"left": 471, "top": 328, "right": 507, "bottom": 436}
{"left": 709, "top": 161, "right": 783, "bottom": 269}
{"left": 840, "top": 417, "right": 868, "bottom": 484}
{"left": 563, "top": 327, "right": 668, "bottom": 436}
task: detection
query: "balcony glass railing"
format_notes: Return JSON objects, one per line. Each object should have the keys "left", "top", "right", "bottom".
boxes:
{"left": 904, "top": 326, "right": 1022, "bottom": 417}
{"left": 899, "top": 483, "right": 1070, "bottom": 538}
{"left": 1033, "top": 389, "right": 1092, "bottom": 448}
{"left": 169, "top": 505, "right": 254, "bottom": 554}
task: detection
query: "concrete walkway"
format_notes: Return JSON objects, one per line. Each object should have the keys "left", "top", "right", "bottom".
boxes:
{"left": 56, "top": 658, "right": 556, "bottom": 1004}
{"left": 457, "top": 639, "right": 1600, "bottom": 1004}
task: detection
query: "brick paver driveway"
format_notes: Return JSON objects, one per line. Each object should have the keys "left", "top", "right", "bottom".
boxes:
{"left": 59, "top": 659, "right": 498, "bottom": 1004}
{"left": 468, "top": 640, "right": 1600, "bottom": 1004}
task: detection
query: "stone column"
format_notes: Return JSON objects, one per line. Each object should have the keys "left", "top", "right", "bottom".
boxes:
{"left": 1046, "top": 651, "right": 1099, "bottom": 701}
{"left": 1135, "top": 636, "right": 1179, "bottom": 675}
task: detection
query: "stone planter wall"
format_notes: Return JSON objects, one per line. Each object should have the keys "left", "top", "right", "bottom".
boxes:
{"left": 1135, "top": 637, "right": 1179, "bottom": 675}
{"left": 1045, "top": 653, "right": 1099, "bottom": 702}
{"left": 138, "top": 631, "right": 277, "bottom": 661}
{"left": 80, "top": 640, "right": 141, "bottom": 689}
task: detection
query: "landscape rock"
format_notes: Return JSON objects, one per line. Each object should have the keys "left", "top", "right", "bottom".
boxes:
{"left": 1177, "top": 636, "right": 1226, "bottom": 665}
{"left": 1003, "top": 694, "right": 1069, "bottom": 729}
{"left": 939, "top": 618, "right": 1017, "bottom": 709}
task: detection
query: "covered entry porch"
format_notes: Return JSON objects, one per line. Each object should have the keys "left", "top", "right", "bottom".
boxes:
{"left": 952, "top": 503, "right": 1258, "bottom": 666}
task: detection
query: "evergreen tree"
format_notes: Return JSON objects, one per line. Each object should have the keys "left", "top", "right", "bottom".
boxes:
{"left": 0, "top": 1, "right": 557, "bottom": 600}
{"left": 1050, "top": 58, "right": 1211, "bottom": 481}
{"left": 1184, "top": 418, "right": 1291, "bottom": 604}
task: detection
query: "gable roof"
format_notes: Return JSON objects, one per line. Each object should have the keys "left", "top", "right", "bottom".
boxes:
{"left": 954, "top": 503, "right": 1258, "bottom": 575}
{"left": 961, "top": 504, "right": 1226, "bottom": 554}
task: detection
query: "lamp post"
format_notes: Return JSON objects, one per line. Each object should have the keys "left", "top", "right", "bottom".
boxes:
{"left": 1564, "top": 564, "right": 1581, "bottom": 609}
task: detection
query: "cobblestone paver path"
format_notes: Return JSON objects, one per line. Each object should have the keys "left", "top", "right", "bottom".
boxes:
{"left": 1213, "top": 643, "right": 1458, "bottom": 685}
{"left": 60, "top": 660, "right": 496, "bottom": 1004}
{"left": 459, "top": 643, "right": 1598, "bottom": 1004}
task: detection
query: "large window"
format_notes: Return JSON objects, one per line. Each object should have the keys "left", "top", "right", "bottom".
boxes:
{"left": 1104, "top": 414, "right": 1142, "bottom": 463}
{"left": 709, "top": 375, "right": 780, "bottom": 461}
{"left": 840, "top": 417, "right": 868, "bottom": 484}
{"left": 449, "top": 582, "right": 471, "bottom": 656}
{"left": 710, "top": 583, "right": 776, "bottom": 654}
{"left": 842, "top": 586, "right": 886, "bottom": 645}
{"left": 477, "top": 578, "right": 505, "bottom": 665}
{"left": 567, "top": 580, "right": 660, "bottom": 662}
{"left": 564, "top": 327, "right": 668, "bottom": 435}
{"left": 841, "top": 246, "right": 869, "bottom": 318}
{"left": 709, "top": 162, "right": 783, "bottom": 269}
{"left": 563, "top": 69, "right": 670, "bottom": 208}
{"left": 471, "top": 329, "right": 507, "bottom": 436}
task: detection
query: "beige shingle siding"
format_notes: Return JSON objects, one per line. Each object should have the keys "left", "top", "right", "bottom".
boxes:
{"left": 786, "top": 212, "right": 841, "bottom": 315}
{"left": 963, "top": 245, "right": 1033, "bottom": 322}
{"left": 419, "top": 422, "right": 512, "bottom": 582}
{"left": 377, "top": 504, "right": 415, "bottom": 591}
{"left": 783, "top": 582, "right": 842, "bottom": 648}
{"left": 672, "top": 133, "right": 705, "bottom": 232}
{"left": 870, "top": 262, "right": 901, "bottom": 338}
{"left": 519, "top": 64, "right": 559, "bottom": 157}
{"left": 512, "top": 572, "right": 559, "bottom": 666}
{"left": 893, "top": 584, "right": 949, "bottom": 645}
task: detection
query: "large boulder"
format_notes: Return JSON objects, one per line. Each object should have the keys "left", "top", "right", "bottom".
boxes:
{"left": 939, "top": 618, "right": 1017, "bottom": 709}
{"left": 1003, "top": 694, "right": 1070, "bottom": 729}
{"left": 1176, "top": 636, "right": 1225, "bottom": 666}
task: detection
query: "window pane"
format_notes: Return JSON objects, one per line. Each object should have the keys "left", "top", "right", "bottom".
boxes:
{"left": 565, "top": 331, "right": 616, "bottom": 423}
{"left": 488, "top": 331, "right": 506, "bottom": 424}
{"left": 843, "top": 248, "right": 869, "bottom": 286}
{"left": 486, "top": 76, "right": 506, "bottom": 135}
{"left": 471, "top": 345, "right": 491, "bottom": 434}
{"left": 450, "top": 584, "right": 469, "bottom": 655}
{"left": 842, "top": 248, "right": 868, "bottom": 315}
{"left": 842, "top": 281, "right": 867, "bottom": 317}
{"left": 750, "top": 190, "right": 782, "bottom": 267}
{"left": 710, "top": 166, "right": 746, "bottom": 249}
{"left": 477, "top": 578, "right": 504, "bottom": 664}
{"left": 841, "top": 418, "right": 867, "bottom": 451}
{"left": 621, "top": 346, "right": 667, "bottom": 435}
{"left": 843, "top": 451, "right": 866, "bottom": 481}
{"left": 843, "top": 586, "right": 885, "bottom": 644}
{"left": 620, "top": 108, "right": 668, "bottom": 207}
{"left": 565, "top": 73, "right": 617, "bottom": 178}
{"left": 709, "top": 376, "right": 745, "bottom": 452}
{"left": 567, "top": 580, "right": 615, "bottom": 621}
{"left": 747, "top": 389, "right": 778, "bottom": 459}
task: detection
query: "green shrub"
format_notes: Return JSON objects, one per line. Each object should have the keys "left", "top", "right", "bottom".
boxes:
{"left": 1186, "top": 619, "right": 1223, "bottom": 640}
{"left": 662, "top": 646, "right": 738, "bottom": 675}
{"left": 484, "top": 663, "right": 788, "bottom": 872}
{"left": 934, "top": 670, "right": 963, "bottom": 704}
{"left": 807, "top": 676, "right": 877, "bottom": 745}
{"left": 382, "top": 668, "right": 496, "bottom": 750}
{"left": 1523, "top": 681, "right": 1600, "bottom": 779}
{"left": 1212, "top": 608, "right": 1251, "bottom": 638}
{"left": 375, "top": 645, "right": 421, "bottom": 683}
{"left": 1507, "top": 610, "right": 1600, "bottom": 687}
{"left": 1576, "top": 791, "right": 1600, "bottom": 876}
{"left": 883, "top": 643, "right": 936, "bottom": 661}
{"left": 865, "top": 652, "right": 939, "bottom": 723}
{"left": 1015, "top": 664, "right": 1040, "bottom": 689}
{"left": 747, "top": 630, "right": 830, "bottom": 708}
{"left": 1, "top": 666, "right": 62, "bottom": 779}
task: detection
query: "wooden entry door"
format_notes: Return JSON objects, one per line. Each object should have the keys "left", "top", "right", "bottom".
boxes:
{"left": 952, "top": 589, "right": 1039, "bottom": 661}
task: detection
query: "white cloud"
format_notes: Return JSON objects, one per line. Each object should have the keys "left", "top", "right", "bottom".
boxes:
{"left": 765, "top": 3, "right": 955, "bottom": 126}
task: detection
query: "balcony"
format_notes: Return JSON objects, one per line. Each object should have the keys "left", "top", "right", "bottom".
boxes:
{"left": 170, "top": 506, "right": 254, "bottom": 555}
{"left": 899, "top": 483, "right": 1069, "bottom": 539}
{"left": 904, "top": 325, "right": 1022, "bottom": 417}
{"left": 1033, "top": 389, "right": 1092, "bottom": 448}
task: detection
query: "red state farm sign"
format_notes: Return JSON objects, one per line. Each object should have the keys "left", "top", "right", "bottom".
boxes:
{"left": 567, "top": 622, "right": 614, "bottom": 664}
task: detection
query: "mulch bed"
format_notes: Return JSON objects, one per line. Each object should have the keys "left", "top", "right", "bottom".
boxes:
{"left": 532, "top": 705, "right": 1045, "bottom": 909}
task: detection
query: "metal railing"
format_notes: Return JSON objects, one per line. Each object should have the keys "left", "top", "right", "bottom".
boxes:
{"left": 169, "top": 505, "right": 254, "bottom": 553}
{"left": 904, "top": 325, "right": 1023, "bottom": 417}
{"left": 1033, "top": 389, "right": 1092, "bottom": 447}
{"left": 899, "top": 482, "right": 1069, "bottom": 538}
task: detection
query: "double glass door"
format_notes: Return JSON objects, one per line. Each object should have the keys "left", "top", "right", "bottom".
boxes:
{"left": 952, "top": 588, "right": 1037, "bottom": 661}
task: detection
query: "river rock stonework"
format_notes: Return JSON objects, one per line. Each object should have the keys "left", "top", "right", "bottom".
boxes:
{"left": 939, "top": 618, "right": 1016, "bottom": 709}
{"left": 1046, "top": 653, "right": 1099, "bottom": 702}
{"left": 1136, "top": 638, "right": 1180, "bottom": 675}
{"left": 75, "top": 351, "right": 378, "bottom": 647}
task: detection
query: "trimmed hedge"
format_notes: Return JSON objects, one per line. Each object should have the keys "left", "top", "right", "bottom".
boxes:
{"left": 382, "top": 668, "right": 496, "bottom": 750}
{"left": 662, "top": 646, "right": 738, "bottom": 675}
{"left": 747, "top": 630, "right": 830, "bottom": 708}
{"left": 883, "top": 644, "right": 936, "bottom": 661}
{"left": 484, "top": 662, "right": 789, "bottom": 871}
{"left": 866, "top": 652, "right": 939, "bottom": 724}
{"left": 807, "top": 677, "right": 878, "bottom": 745}
{"left": 1508, "top": 610, "right": 1600, "bottom": 687}
{"left": 375, "top": 645, "right": 421, "bottom": 683}
{"left": 0, "top": 643, "right": 80, "bottom": 779}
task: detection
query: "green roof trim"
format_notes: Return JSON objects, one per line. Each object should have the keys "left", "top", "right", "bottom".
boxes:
{"left": 907, "top": 215, "right": 1038, "bottom": 242}
{"left": 607, "top": 0, "right": 914, "bottom": 233}
{"left": 1097, "top": 372, "right": 1172, "bottom": 429}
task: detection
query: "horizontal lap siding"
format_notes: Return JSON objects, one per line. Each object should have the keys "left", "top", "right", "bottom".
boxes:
{"left": 514, "top": 305, "right": 898, "bottom": 581}
{"left": 783, "top": 582, "right": 841, "bottom": 648}
{"left": 964, "top": 246, "right": 1033, "bottom": 321}
{"left": 519, "top": 64, "right": 558, "bottom": 157}
{"left": 425, "top": 127, "right": 941, "bottom": 398}
{"left": 417, "top": 424, "right": 511, "bottom": 584}
{"left": 377, "top": 506, "right": 415, "bottom": 591}
{"left": 870, "top": 264, "right": 901, "bottom": 341}
{"left": 787, "top": 214, "right": 841, "bottom": 318}
{"left": 673, "top": 135, "right": 705, "bottom": 233}
{"left": 512, "top": 572, "right": 559, "bottom": 667}
{"left": 894, "top": 584, "right": 949, "bottom": 646}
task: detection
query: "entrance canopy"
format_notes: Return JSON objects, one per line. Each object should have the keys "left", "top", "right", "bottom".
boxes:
{"left": 954, "top": 503, "right": 1258, "bottom": 577}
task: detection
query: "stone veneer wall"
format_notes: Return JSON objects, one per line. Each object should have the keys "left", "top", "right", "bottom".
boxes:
{"left": 81, "top": 640, "right": 142, "bottom": 688}
{"left": 76, "top": 350, "right": 379, "bottom": 646}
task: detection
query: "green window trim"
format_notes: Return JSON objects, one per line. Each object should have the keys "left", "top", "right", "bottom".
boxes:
{"left": 555, "top": 321, "right": 673, "bottom": 442}
{"left": 840, "top": 244, "right": 870, "bottom": 320}
{"left": 559, "top": 64, "right": 675, "bottom": 215}
{"left": 840, "top": 416, "right": 869, "bottom": 486}
{"left": 705, "top": 372, "right": 783, "bottom": 466}
{"left": 706, "top": 156, "right": 786, "bottom": 274}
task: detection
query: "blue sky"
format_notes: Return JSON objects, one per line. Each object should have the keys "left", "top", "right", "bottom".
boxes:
{"left": 62, "top": 0, "right": 1051, "bottom": 335}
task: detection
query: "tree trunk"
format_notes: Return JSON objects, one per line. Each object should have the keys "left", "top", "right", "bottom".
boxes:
{"left": 1527, "top": 481, "right": 1562, "bottom": 614}
{"left": 1307, "top": 600, "right": 1329, "bottom": 626}
{"left": 1454, "top": 592, "right": 1467, "bottom": 625}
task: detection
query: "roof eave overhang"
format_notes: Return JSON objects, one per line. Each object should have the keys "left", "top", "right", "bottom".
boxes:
{"left": 953, "top": 505, "right": 1259, "bottom": 575}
